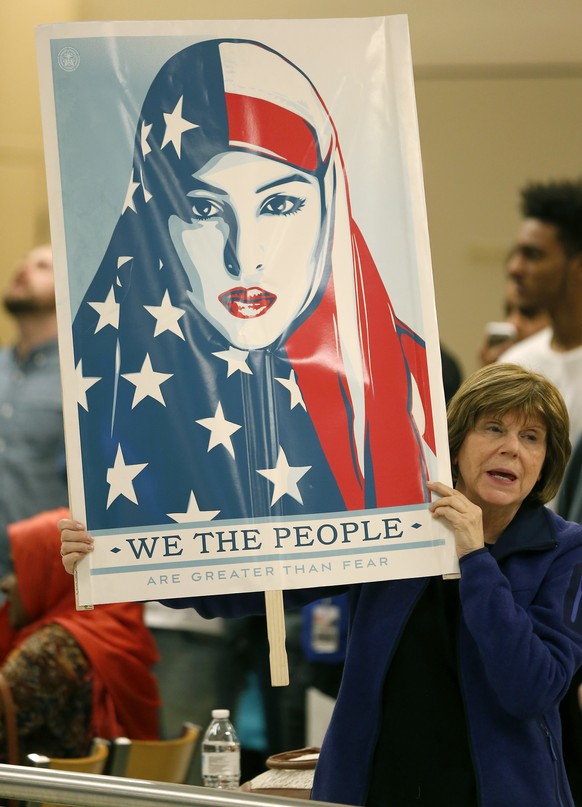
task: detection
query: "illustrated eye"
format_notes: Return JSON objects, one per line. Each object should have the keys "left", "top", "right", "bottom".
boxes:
{"left": 190, "top": 198, "right": 222, "bottom": 220}
{"left": 260, "top": 194, "right": 306, "bottom": 216}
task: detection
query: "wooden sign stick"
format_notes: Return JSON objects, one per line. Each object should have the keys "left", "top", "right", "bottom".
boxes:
{"left": 265, "top": 589, "right": 289, "bottom": 686}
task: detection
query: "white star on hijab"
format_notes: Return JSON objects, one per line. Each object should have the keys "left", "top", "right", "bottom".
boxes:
{"left": 258, "top": 448, "right": 311, "bottom": 506}
{"left": 161, "top": 96, "right": 199, "bottom": 158}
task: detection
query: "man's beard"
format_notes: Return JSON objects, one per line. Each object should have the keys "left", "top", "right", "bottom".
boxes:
{"left": 3, "top": 297, "right": 56, "bottom": 316}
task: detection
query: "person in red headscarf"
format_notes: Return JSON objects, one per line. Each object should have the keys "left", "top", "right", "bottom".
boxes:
{"left": 0, "top": 508, "right": 160, "bottom": 761}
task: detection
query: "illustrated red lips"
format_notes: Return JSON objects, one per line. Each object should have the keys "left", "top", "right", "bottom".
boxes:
{"left": 219, "top": 287, "right": 277, "bottom": 319}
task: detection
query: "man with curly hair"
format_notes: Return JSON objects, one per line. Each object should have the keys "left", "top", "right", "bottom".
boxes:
{"left": 501, "top": 179, "right": 582, "bottom": 447}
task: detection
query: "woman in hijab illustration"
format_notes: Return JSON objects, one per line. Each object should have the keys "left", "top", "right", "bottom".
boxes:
{"left": 73, "top": 38, "right": 436, "bottom": 530}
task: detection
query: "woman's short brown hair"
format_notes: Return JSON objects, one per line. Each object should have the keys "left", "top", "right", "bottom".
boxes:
{"left": 447, "top": 363, "right": 571, "bottom": 504}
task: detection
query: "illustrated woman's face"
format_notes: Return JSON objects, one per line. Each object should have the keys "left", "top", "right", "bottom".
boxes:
{"left": 169, "top": 151, "right": 323, "bottom": 349}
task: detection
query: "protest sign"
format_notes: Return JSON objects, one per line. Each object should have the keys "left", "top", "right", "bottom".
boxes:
{"left": 36, "top": 16, "right": 457, "bottom": 622}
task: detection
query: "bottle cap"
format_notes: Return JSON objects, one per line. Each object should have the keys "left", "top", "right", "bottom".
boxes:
{"left": 211, "top": 709, "right": 230, "bottom": 719}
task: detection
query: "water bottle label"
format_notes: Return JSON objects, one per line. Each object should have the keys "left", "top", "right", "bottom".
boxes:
{"left": 202, "top": 750, "right": 240, "bottom": 777}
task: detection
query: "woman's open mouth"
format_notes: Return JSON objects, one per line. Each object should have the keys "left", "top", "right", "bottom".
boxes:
{"left": 487, "top": 469, "right": 517, "bottom": 483}
{"left": 219, "top": 287, "right": 277, "bottom": 319}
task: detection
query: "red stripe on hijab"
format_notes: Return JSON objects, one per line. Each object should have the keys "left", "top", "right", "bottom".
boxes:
{"left": 225, "top": 93, "right": 319, "bottom": 172}
{"left": 286, "top": 223, "right": 429, "bottom": 509}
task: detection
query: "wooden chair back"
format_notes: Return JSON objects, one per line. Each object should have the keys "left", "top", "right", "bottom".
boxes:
{"left": 26, "top": 738, "right": 110, "bottom": 807}
{"left": 107, "top": 721, "right": 201, "bottom": 784}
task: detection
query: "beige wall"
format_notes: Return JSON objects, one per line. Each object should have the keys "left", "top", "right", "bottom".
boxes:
{"left": 1, "top": 1, "right": 582, "bottom": 375}
{"left": 0, "top": 1, "right": 78, "bottom": 343}
{"left": 417, "top": 73, "right": 582, "bottom": 373}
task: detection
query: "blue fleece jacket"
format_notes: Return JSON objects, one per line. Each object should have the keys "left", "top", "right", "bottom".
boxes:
{"left": 163, "top": 504, "right": 582, "bottom": 806}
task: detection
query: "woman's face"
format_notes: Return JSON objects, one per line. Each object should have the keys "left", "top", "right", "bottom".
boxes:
{"left": 455, "top": 409, "right": 547, "bottom": 519}
{"left": 169, "top": 151, "right": 323, "bottom": 349}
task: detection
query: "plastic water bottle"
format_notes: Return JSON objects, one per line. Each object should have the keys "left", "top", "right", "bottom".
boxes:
{"left": 201, "top": 709, "right": 241, "bottom": 789}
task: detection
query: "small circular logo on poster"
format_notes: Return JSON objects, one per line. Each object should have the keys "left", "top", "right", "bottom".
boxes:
{"left": 57, "top": 46, "right": 80, "bottom": 72}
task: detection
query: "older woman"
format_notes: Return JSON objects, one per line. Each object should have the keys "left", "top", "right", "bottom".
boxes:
{"left": 60, "top": 363, "right": 582, "bottom": 806}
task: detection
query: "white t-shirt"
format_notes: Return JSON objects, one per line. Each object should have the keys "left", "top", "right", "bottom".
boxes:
{"left": 500, "top": 326, "right": 582, "bottom": 445}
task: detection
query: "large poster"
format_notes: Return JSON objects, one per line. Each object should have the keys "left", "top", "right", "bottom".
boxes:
{"left": 36, "top": 16, "right": 457, "bottom": 607}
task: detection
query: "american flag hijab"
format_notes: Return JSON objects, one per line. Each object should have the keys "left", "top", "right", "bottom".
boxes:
{"left": 73, "top": 39, "right": 435, "bottom": 531}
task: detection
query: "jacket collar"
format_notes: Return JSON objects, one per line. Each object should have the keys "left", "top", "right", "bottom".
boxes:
{"left": 488, "top": 503, "right": 557, "bottom": 562}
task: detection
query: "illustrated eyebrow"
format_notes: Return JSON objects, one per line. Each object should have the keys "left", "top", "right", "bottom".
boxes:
{"left": 186, "top": 172, "right": 312, "bottom": 197}
{"left": 256, "top": 174, "right": 312, "bottom": 194}
{"left": 187, "top": 178, "right": 227, "bottom": 196}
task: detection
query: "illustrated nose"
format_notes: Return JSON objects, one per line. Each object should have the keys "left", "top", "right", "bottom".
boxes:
{"left": 224, "top": 238, "right": 239, "bottom": 279}
{"left": 223, "top": 213, "right": 264, "bottom": 280}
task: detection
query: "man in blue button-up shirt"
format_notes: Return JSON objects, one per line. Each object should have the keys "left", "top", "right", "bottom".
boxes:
{"left": 0, "top": 244, "right": 68, "bottom": 577}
